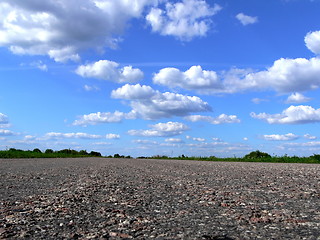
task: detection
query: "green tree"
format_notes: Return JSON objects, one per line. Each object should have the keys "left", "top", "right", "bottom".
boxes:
{"left": 244, "top": 150, "right": 271, "bottom": 159}
{"left": 45, "top": 149, "right": 54, "bottom": 154}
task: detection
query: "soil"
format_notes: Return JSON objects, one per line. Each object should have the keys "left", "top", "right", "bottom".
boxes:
{"left": 1, "top": 158, "right": 320, "bottom": 239}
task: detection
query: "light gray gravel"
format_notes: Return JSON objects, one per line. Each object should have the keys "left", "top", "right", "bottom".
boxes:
{"left": 1, "top": 158, "right": 320, "bottom": 239}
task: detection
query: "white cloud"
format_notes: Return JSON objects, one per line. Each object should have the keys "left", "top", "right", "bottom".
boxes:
{"left": 111, "top": 84, "right": 156, "bottom": 100}
{"left": 185, "top": 114, "right": 240, "bottom": 124}
{"left": 128, "top": 121, "right": 189, "bottom": 137}
{"left": 0, "top": 0, "right": 158, "bottom": 62}
{"left": 251, "top": 98, "right": 269, "bottom": 104}
{"left": 0, "top": 113, "right": 10, "bottom": 128}
{"left": 281, "top": 141, "right": 320, "bottom": 151}
{"left": 0, "top": 129, "right": 14, "bottom": 136}
{"left": 106, "top": 133, "right": 120, "bottom": 139}
{"left": 212, "top": 137, "right": 222, "bottom": 142}
{"left": 192, "top": 137, "right": 206, "bottom": 142}
{"left": 286, "top": 92, "right": 311, "bottom": 104}
{"left": 134, "top": 139, "right": 158, "bottom": 145}
{"left": 305, "top": 30, "right": 320, "bottom": 55}
{"left": 76, "top": 60, "right": 143, "bottom": 83}
{"left": 84, "top": 85, "right": 100, "bottom": 92}
{"left": 165, "top": 138, "right": 184, "bottom": 143}
{"left": 251, "top": 105, "right": 320, "bottom": 124}
{"left": 111, "top": 84, "right": 211, "bottom": 120}
{"left": 261, "top": 133, "right": 298, "bottom": 141}
{"left": 153, "top": 65, "right": 222, "bottom": 91}
{"left": 29, "top": 61, "right": 48, "bottom": 71}
{"left": 0, "top": 113, "right": 8, "bottom": 124}
{"left": 304, "top": 134, "right": 317, "bottom": 140}
{"left": 227, "top": 57, "right": 320, "bottom": 93}
{"left": 153, "top": 58, "right": 320, "bottom": 94}
{"left": 24, "top": 135, "right": 36, "bottom": 140}
{"left": 73, "top": 111, "right": 131, "bottom": 126}
{"left": 236, "top": 13, "right": 258, "bottom": 26}
{"left": 289, "top": 141, "right": 320, "bottom": 147}
{"left": 91, "top": 142, "right": 112, "bottom": 146}
{"left": 146, "top": 0, "right": 221, "bottom": 40}
{"left": 45, "top": 132, "right": 103, "bottom": 139}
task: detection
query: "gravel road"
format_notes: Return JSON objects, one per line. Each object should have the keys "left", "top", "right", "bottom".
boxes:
{"left": 1, "top": 158, "right": 320, "bottom": 239}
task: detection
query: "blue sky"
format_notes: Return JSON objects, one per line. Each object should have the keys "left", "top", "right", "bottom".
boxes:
{"left": 1, "top": 0, "right": 320, "bottom": 157}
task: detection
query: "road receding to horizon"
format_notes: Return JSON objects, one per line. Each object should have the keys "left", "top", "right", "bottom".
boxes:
{"left": 1, "top": 158, "right": 320, "bottom": 239}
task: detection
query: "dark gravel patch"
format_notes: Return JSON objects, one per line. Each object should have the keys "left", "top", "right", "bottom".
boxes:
{"left": 0, "top": 158, "right": 320, "bottom": 239}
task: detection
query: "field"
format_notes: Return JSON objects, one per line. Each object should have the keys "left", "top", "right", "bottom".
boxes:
{"left": 1, "top": 157, "right": 320, "bottom": 239}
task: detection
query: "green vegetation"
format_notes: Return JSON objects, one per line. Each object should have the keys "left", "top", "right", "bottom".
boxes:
{"left": 1, "top": 148, "right": 320, "bottom": 164}
{"left": 0, "top": 148, "right": 102, "bottom": 159}
{"left": 138, "top": 150, "right": 320, "bottom": 164}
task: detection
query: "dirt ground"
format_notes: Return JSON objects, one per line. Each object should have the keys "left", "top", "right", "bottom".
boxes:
{"left": 1, "top": 157, "right": 320, "bottom": 239}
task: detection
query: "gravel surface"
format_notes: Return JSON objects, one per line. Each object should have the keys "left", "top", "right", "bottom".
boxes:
{"left": 1, "top": 158, "right": 320, "bottom": 239}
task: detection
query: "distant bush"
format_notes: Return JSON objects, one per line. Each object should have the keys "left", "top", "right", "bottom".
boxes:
{"left": 45, "top": 149, "right": 54, "bottom": 154}
{"left": 33, "top": 148, "right": 42, "bottom": 153}
{"left": 0, "top": 148, "right": 102, "bottom": 159}
{"left": 311, "top": 154, "right": 320, "bottom": 161}
{"left": 89, "top": 151, "right": 102, "bottom": 157}
{"left": 244, "top": 150, "right": 271, "bottom": 159}
{"left": 79, "top": 150, "right": 88, "bottom": 155}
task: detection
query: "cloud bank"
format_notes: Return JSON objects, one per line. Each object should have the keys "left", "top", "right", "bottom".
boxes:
{"left": 251, "top": 105, "right": 320, "bottom": 124}
{"left": 0, "top": 0, "right": 158, "bottom": 62}
{"left": 185, "top": 114, "right": 240, "bottom": 124}
{"left": 152, "top": 31, "right": 320, "bottom": 94}
{"left": 261, "top": 133, "right": 298, "bottom": 141}
{"left": 111, "top": 84, "right": 212, "bottom": 120}
{"left": 128, "top": 121, "right": 189, "bottom": 137}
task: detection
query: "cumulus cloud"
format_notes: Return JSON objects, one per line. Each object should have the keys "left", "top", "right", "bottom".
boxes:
{"left": 74, "top": 84, "right": 210, "bottom": 125}
{"left": 45, "top": 132, "right": 104, "bottom": 139}
{"left": 304, "top": 134, "right": 317, "bottom": 140}
{"left": 106, "top": 133, "right": 120, "bottom": 139}
{"left": 76, "top": 60, "right": 143, "bottom": 83}
{"left": 0, "top": 129, "right": 14, "bottom": 136}
{"left": 111, "top": 84, "right": 156, "bottom": 100}
{"left": 192, "top": 137, "right": 206, "bottom": 142}
{"left": 153, "top": 31, "right": 320, "bottom": 94}
{"left": 146, "top": 0, "right": 222, "bottom": 40}
{"left": 251, "top": 105, "right": 320, "bottom": 124}
{"left": 73, "top": 111, "right": 132, "bottom": 126}
{"left": 285, "top": 92, "right": 311, "bottom": 104}
{"left": 236, "top": 13, "right": 258, "bottom": 26}
{"left": 0, "top": 0, "right": 158, "bottom": 62}
{"left": 251, "top": 98, "right": 269, "bottom": 104}
{"left": 153, "top": 65, "right": 222, "bottom": 91}
{"left": 0, "top": 113, "right": 9, "bottom": 128}
{"left": 219, "top": 57, "right": 320, "bottom": 93}
{"left": 153, "top": 58, "right": 320, "bottom": 94}
{"left": 26, "top": 61, "right": 48, "bottom": 71}
{"left": 165, "top": 138, "right": 184, "bottom": 143}
{"left": 0, "top": 113, "right": 8, "bottom": 123}
{"left": 261, "top": 133, "right": 298, "bottom": 141}
{"left": 185, "top": 114, "right": 240, "bottom": 124}
{"left": 84, "top": 85, "right": 100, "bottom": 92}
{"left": 305, "top": 30, "right": 320, "bottom": 55}
{"left": 128, "top": 121, "right": 189, "bottom": 137}
{"left": 282, "top": 141, "right": 320, "bottom": 148}
{"left": 242, "top": 57, "right": 320, "bottom": 93}
{"left": 111, "top": 84, "right": 211, "bottom": 120}
{"left": 133, "top": 139, "right": 158, "bottom": 145}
